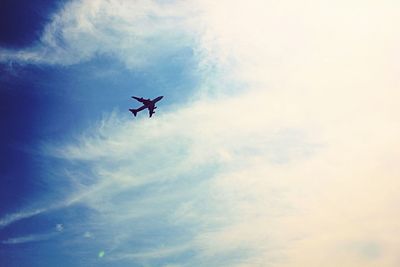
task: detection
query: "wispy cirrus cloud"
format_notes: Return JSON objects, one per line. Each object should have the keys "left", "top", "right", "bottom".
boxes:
{"left": 0, "top": 0, "right": 199, "bottom": 68}
{"left": 44, "top": 96, "right": 318, "bottom": 266}
{"left": 1, "top": 232, "right": 58, "bottom": 245}
{"left": 0, "top": 208, "right": 49, "bottom": 230}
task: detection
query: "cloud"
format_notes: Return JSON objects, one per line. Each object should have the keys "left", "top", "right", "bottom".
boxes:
{"left": 39, "top": 92, "right": 319, "bottom": 265}
{"left": 1, "top": 232, "right": 58, "bottom": 245}
{"left": 0, "top": 208, "right": 48, "bottom": 229}
{"left": 0, "top": 0, "right": 198, "bottom": 68}
{"left": 48, "top": 1, "right": 400, "bottom": 266}
{"left": 2, "top": 0, "right": 400, "bottom": 266}
{"left": 109, "top": 244, "right": 191, "bottom": 261}
{"left": 0, "top": 186, "right": 103, "bottom": 230}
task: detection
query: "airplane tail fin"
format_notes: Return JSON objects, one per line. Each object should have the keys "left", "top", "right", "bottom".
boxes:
{"left": 129, "top": 109, "right": 138, "bottom": 117}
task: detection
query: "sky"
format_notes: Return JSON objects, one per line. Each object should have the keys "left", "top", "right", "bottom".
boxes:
{"left": 1, "top": 0, "right": 400, "bottom": 266}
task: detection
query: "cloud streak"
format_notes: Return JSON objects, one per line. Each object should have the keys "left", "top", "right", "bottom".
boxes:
{"left": 0, "top": 208, "right": 48, "bottom": 229}
{"left": 2, "top": 232, "right": 58, "bottom": 245}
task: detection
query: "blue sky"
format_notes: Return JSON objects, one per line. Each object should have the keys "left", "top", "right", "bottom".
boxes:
{"left": 2, "top": 0, "right": 400, "bottom": 266}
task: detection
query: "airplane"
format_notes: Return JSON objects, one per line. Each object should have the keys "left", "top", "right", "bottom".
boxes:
{"left": 129, "top": 96, "right": 164, "bottom": 117}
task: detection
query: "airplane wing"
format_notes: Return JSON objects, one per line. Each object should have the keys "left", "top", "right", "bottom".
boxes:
{"left": 132, "top": 96, "right": 147, "bottom": 103}
{"left": 129, "top": 105, "right": 147, "bottom": 117}
{"left": 136, "top": 105, "right": 147, "bottom": 112}
{"left": 148, "top": 107, "right": 155, "bottom": 117}
{"left": 152, "top": 96, "right": 164, "bottom": 103}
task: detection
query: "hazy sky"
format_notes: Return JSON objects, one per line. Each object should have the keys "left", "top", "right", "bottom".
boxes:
{"left": 1, "top": 0, "right": 400, "bottom": 266}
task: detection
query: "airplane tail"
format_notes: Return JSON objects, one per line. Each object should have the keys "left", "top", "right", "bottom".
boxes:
{"left": 129, "top": 109, "right": 138, "bottom": 117}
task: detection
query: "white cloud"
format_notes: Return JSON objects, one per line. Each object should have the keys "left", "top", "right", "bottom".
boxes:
{"left": 0, "top": 0, "right": 198, "bottom": 68}
{"left": 53, "top": 0, "right": 400, "bottom": 265}
{"left": 1, "top": 232, "right": 57, "bottom": 245}
{"left": 0, "top": 208, "right": 48, "bottom": 229}
{"left": 2, "top": 0, "right": 400, "bottom": 266}
{"left": 109, "top": 244, "right": 191, "bottom": 261}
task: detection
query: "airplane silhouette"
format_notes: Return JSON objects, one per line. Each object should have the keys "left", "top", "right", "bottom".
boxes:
{"left": 129, "top": 96, "right": 164, "bottom": 117}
